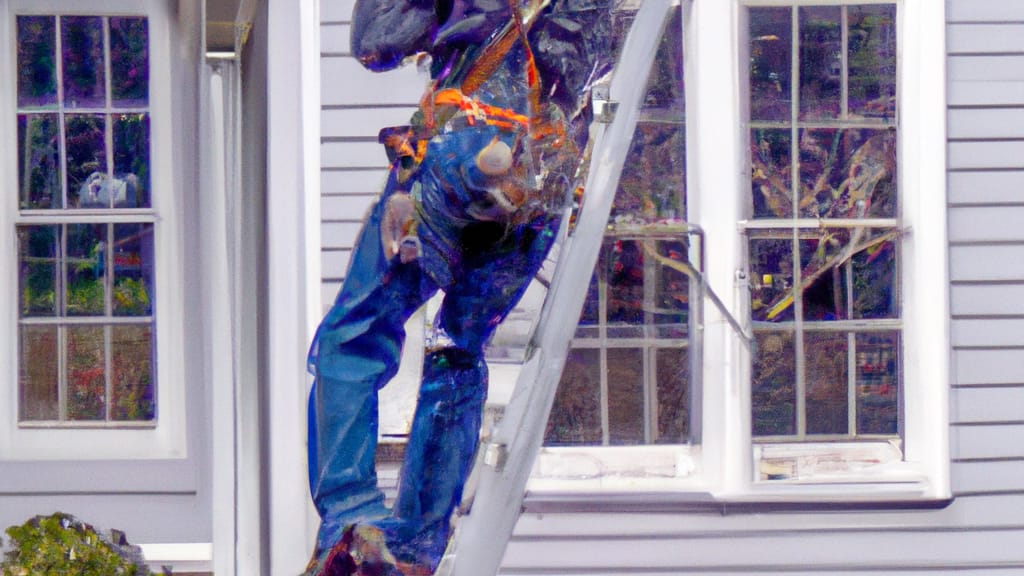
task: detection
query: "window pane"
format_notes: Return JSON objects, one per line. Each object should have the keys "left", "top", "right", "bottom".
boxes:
{"left": 546, "top": 348, "right": 602, "bottom": 445}
{"left": 612, "top": 123, "right": 686, "bottom": 222}
{"left": 575, "top": 269, "right": 600, "bottom": 336}
{"left": 18, "top": 225, "right": 59, "bottom": 317}
{"left": 749, "top": 7, "right": 792, "bottom": 122}
{"left": 66, "top": 224, "right": 107, "bottom": 316}
{"left": 848, "top": 5, "right": 896, "bottom": 120}
{"left": 856, "top": 331, "right": 899, "bottom": 434}
{"left": 655, "top": 346, "right": 688, "bottom": 443}
{"left": 61, "top": 16, "right": 106, "bottom": 109}
{"left": 805, "top": 331, "right": 848, "bottom": 435}
{"left": 66, "top": 325, "right": 106, "bottom": 421}
{"left": 17, "top": 16, "right": 58, "bottom": 109}
{"left": 110, "top": 17, "right": 149, "bottom": 107}
{"left": 607, "top": 239, "right": 644, "bottom": 326}
{"left": 608, "top": 348, "right": 644, "bottom": 444}
{"left": 750, "top": 236, "right": 795, "bottom": 323}
{"left": 753, "top": 331, "right": 796, "bottom": 436}
{"left": 113, "top": 223, "right": 154, "bottom": 316}
{"left": 750, "top": 128, "right": 793, "bottom": 219}
{"left": 112, "top": 113, "right": 151, "bottom": 207}
{"left": 19, "top": 325, "right": 60, "bottom": 421}
{"left": 799, "top": 7, "right": 841, "bottom": 121}
{"left": 799, "top": 128, "right": 897, "bottom": 219}
{"left": 66, "top": 114, "right": 108, "bottom": 208}
{"left": 111, "top": 324, "right": 155, "bottom": 421}
{"left": 799, "top": 233, "right": 850, "bottom": 321}
{"left": 17, "top": 114, "right": 63, "bottom": 209}
{"left": 653, "top": 238, "right": 690, "bottom": 336}
{"left": 851, "top": 236, "right": 897, "bottom": 319}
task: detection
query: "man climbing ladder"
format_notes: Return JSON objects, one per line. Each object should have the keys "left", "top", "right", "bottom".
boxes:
{"left": 305, "top": 0, "right": 611, "bottom": 573}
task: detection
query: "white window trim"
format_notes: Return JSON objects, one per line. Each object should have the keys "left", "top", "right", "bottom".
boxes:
{"left": 0, "top": 0, "right": 187, "bottom": 460}
{"left": 525, "top": 0, "right": 949, "bottom": 503}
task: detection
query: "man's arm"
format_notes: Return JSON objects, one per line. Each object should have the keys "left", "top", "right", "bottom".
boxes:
{"left": 351, "top": 0, "right": 437, "bottom": 71}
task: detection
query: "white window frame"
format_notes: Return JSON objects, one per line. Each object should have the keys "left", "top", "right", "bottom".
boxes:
{"left": 0, "top": 0, "right": 187, "bottom": 460}
{"left": 527, "top": 0, "right": 949, "bottom": 502}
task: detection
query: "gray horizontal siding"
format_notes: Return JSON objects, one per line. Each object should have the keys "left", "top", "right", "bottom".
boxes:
{"left": 949, "top": 171, "right": 1024, "bottom": 205}
{"left": 955, "top": 349, "right": 1024, "bottom": 385}
{"left": 0, "top": 493, "right": 212, "bottom": 544}
{"left": 949, "top": 0, "right": 1024, "bottom": 23}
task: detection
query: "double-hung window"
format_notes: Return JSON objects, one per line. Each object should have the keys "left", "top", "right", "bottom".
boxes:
{"left": 1, "top": 0, "right": 186, "bottom": 460}
{"left": 529, "top": 0, "right": 949, "bottom": 501}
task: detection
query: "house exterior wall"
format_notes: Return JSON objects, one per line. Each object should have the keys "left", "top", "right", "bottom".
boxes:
{"left": 317, "top": 0, "right": 1024, "bottom": 573}
{"left": 0, "top": 0, "right": 213, "bottom": 552}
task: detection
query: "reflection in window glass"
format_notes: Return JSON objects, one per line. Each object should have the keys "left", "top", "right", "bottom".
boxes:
{"left": 17, "top": 114, "right": 62, "bottom": 209}
{"left": 545, "top": 349, "right": 602, "bottom": 446}
{"left": 14, "top": 15, "right": 155, "bottom": 426}
{"left": 61, "top": 16, "right": 106, "bottom": 109}
{"left": 19, "top": 326, "right": 60, "bottom": 421}
{"left": 546, "top": 6, "right": 689, "bottom": 447}
{"left": 110, "top": 17, "right": 149, "bottom": 107}
{"left": 747, "top": 3, "right": 900, "bottom": 442}
{"left": 111, "top": 325, "right": 155, "bottom": 421}
{"left": 17, "top": 16, "right": 58, "bottom": 109}
{"left": 753, "top": 331, "right": 796, "bottom": 436}
{"left": 113, "top": 114, "right": 152, "bottom": 207}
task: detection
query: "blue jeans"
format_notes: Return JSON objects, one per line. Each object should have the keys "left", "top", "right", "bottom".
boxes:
{"left": 308, "top": 134, "right": 559, "bottom": 566}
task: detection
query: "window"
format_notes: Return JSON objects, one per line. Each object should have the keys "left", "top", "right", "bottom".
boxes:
{"left": 2, "top": 0, "right": 187, "bottom": 459}
{"left": 16, "top": 15, "right": 155, "bottom": 425}
{"left": 746, "top": 4, "right": 900, "bottom": 441}
{"left": 528, "top": 0, "right": 949, "bottom": 500}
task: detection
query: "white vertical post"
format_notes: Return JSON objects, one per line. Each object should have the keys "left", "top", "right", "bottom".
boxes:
{"left": 688, "top": 0, "right": 749, "bottom": 494}
{"left": 266, "top": 0, "right": 321, "bottom": 572}
{"left": 205, "top": 64, "right": 237, "bottom": 576}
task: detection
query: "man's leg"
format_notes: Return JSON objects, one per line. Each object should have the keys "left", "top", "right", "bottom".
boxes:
{"left": 373, "top": 219, "right": 561, "bottom": 569}
{"left": 309, "top": 174, "right": 438, "bottom": 553}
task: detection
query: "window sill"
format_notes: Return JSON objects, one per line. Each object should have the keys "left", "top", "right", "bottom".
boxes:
{"left": 523, "top": 443, "right": 950, "bottom": 513}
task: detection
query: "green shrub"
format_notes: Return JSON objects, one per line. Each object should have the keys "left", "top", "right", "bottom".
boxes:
{"left": 1, "top": 513, "right": 164, "bottom": 576}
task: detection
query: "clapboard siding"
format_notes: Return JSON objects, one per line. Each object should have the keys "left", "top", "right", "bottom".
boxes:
{"left": 322, "top": 23, "right": 350, "bottom": 54}
{"left": 953, "top": 318, "right": 1024, "bottom": 348}
{"left": 322, "top": 249, "right": 352, "bottom": 281}
{"left": 948, "top": 141, "right": 1024, "bottom": 170}
{"left": 314, "top": 0, "right": 1024, "bottom": 572}
{"left": 950, "top": 245, "right": 1024, "bottom": 281}
{"left": 321, "top": 58, "right": 423, "bottom": 106}
{"left": 322, "top": 193, "right": 377, "bottom": 221}
{"left": 949, "top": 108, "right": 1024, "bottom": 139}
{"left": 955, "top": 349, "right": 1024, "bottom": 385}
{"left": 951, "top": 284, "right": 1024, "bottom": 316}
{"left": 322, "top": 106, "right": 419, "bottom": 139}
{"left": 949, "top": 171, "right": 1024, "bottom": 205}
{"left": 949, "top": 0, "right": 1024, "bottom": 23}
{"left": 952, "top": 387, "right": 1024, "bottom": 423}
{"left": 513, "top": 494, "right": 1024, "bottom": 535}
{"left": 953, "top": 460, "right": 1024, "bottom": 494}
{"left": 501, "top": 565, "right": 1024, "bottom": 569}
{"left": 953, "top": 424, "right": 1024, "bottom": 460}
{"left": 322, "top": 169, "right": 389, "bottom": 194}
{"left": 948, "top": 23, "right": 1024, "bottom": 54}
{"left": 948, "top": 206, "right": 1024, "bottom": 242}
{"left": 502, "top": 529, "right": 1024, "bottom": 573}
